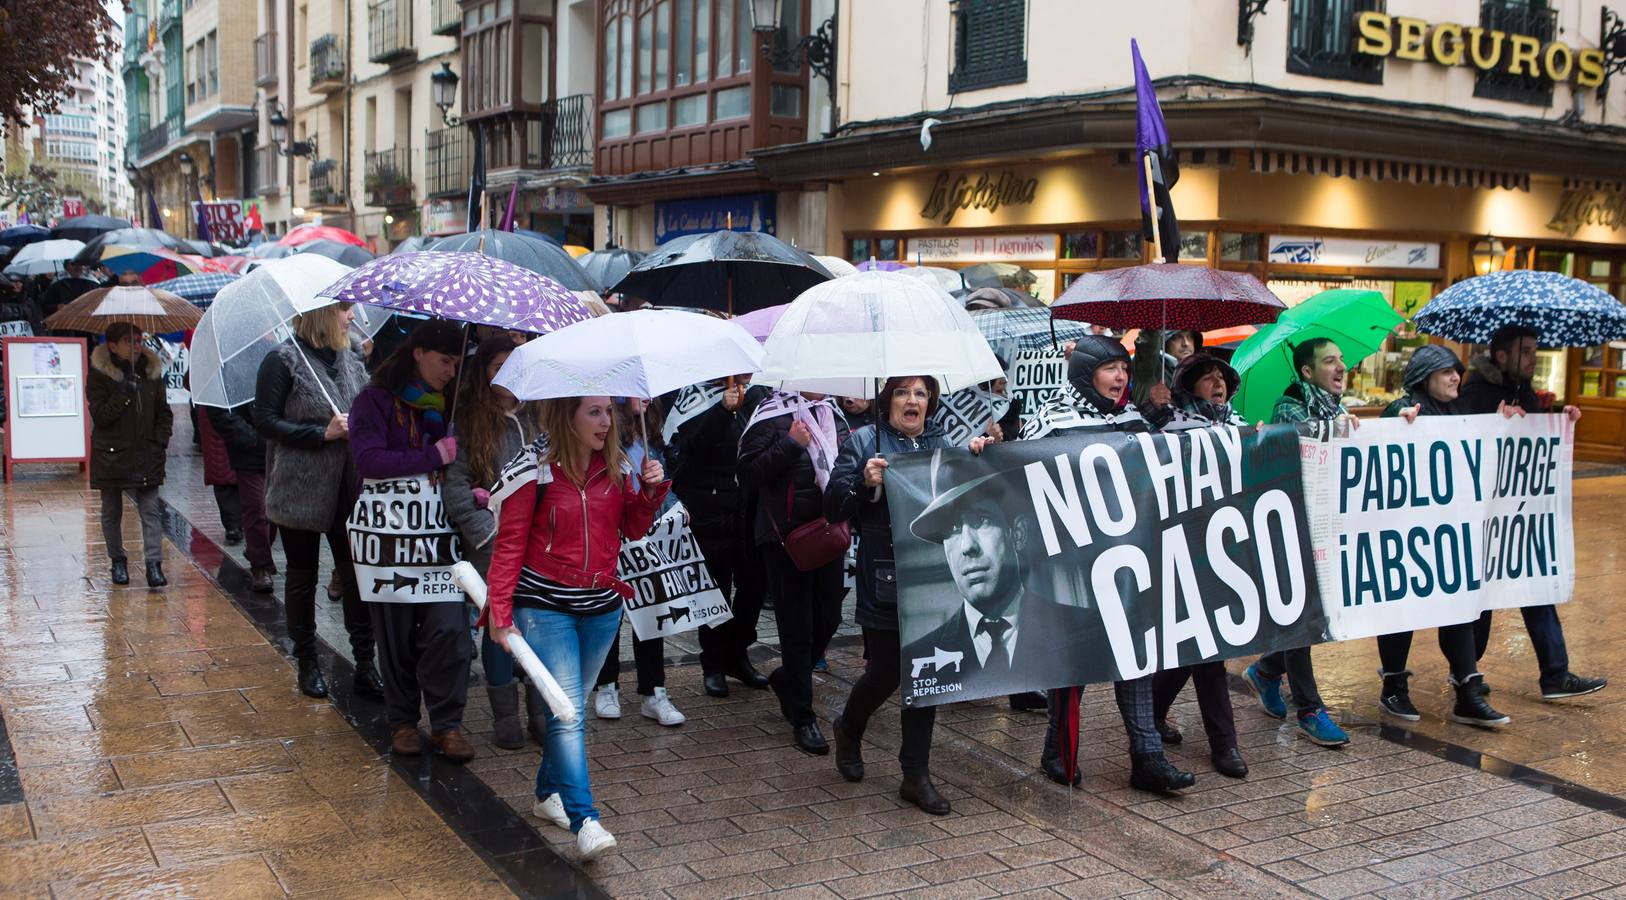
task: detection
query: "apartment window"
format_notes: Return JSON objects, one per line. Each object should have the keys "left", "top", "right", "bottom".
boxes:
{"left": 948, "top": 0, "right": 1027, "bottom": 93}
{"left": 1474, "top": 0, "right": 1555, "bottom": 106}
{"left": 206, "top": 31, "right": 218, "bottom": 97}
{"left": 1287, "top": 0, "right": 1385, "bottom": 84}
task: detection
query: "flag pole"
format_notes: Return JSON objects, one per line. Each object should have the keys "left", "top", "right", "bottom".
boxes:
{"left": 1142, "top": 151, "right": 1167, "bottom": 385}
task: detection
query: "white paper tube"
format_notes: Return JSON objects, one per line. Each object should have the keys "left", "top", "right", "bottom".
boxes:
{"left": 450, "top": 560, "right": 577, "bottom": 724}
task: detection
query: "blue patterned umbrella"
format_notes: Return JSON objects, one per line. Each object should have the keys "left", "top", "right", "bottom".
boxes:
{"left": 970, "top": 307, "right": 1090, "bottom": 353}
{"left": 153, "top": 272, "right": 241, "bottom": 308}
{"left": 1414, "top": 270, "right": 1626, "bottom": 347}
{"left": 317, "top": 250, "right": 590, "bottom": 334}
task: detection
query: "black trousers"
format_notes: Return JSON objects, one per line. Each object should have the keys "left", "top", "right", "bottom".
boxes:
{"left": 1152, "top": 662, "right": 1237, "bottom": 751}
{"left": 691, "top": 495, "right": 767, "bottom": 675}
{"left": 762, "top": 543, "right": 843, "bottom": 728}
{"left": 839, "top": 626, "right": 937, "bottom": 777}
{"left": 1377, "top": 623, "right": 1477, "bottom": 682}
{"left": 1253, "top": 647, "right": 1323, "bottom": 716}
{"left": 369, "top": 600, "right": 473, "bottom": 732}
{"left": 280, "top": 510, "right": 373, "bottom": 663}
{"left": 597, "top": 623, "right": 664, "bottom": 695}
{"left": 213, "top": 484, "right": 241, "bottom": 532}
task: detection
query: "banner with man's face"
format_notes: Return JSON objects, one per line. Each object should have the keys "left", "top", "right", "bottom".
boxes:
{"left": 886, "top": 424, "right": 1323, "bottom": 707}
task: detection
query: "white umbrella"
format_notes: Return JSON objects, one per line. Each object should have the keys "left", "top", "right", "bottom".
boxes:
{"left": 4, "top": 239, "right": 85, "bottom": 276}
{"left": 902, "top": 265, "right": 964, "bottom": 294}
{"left": 189, "top": 255, "right": 357, "bottom": 409}
{"left": 756, "top": 269, "right": 1004, "bottom": 396}
{"left": 494, "top": 308, "right": 763, "bottom": 401}
{"left": 813, "top": 255, "right": 860, "bottom": 278}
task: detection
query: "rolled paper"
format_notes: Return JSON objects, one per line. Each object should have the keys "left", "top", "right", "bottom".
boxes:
{"left": 450, "top": 560, "right": 578, "bottom": 724}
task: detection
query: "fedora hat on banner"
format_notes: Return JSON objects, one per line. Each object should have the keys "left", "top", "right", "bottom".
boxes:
{"left": 909, "top": 450, "right": 1026, "bottom": 544}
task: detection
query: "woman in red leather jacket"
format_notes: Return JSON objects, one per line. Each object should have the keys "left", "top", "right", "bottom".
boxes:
{"left": 485, "top": 395, "right": 666, "bottom": 863}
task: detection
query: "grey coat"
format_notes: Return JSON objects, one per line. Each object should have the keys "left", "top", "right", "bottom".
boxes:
{"left": 443, "top": 410, "right": 538, "bottom": 574}
{"left": 257, "top": 339, "right": 368, "bottom": 532}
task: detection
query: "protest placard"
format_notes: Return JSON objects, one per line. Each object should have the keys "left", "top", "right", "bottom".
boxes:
{"left": 621, "top": 504, "right": 733, "bottom": 640}
{"left": 346, "top": 475, "right": 465, "bottom": 603}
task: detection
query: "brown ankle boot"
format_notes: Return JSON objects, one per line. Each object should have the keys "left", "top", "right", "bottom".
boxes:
{"left": 431, "top": 727, "right": 476, "bottom": 762}
{"left": 390, "top": 724, "right": 423, "bottom": 756}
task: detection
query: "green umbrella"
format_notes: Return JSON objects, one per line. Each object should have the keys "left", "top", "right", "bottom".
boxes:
{"left": 1231, "top": 289, "right": 1405, "bottom": 425}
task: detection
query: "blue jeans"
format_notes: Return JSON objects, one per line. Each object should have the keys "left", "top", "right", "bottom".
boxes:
{"left": 513, "top": 605, "right": 623, "bottom": 832}
{"left": 481, "top": 630, "right": 516, "bottom": 686}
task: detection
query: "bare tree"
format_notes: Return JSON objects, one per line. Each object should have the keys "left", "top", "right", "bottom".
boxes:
{"left": 0, "top": 0, "right": 123, "bottom": 125}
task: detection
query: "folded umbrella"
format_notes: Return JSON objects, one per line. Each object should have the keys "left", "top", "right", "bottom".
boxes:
{"left": 317, "top": 250, "right": 590, "bottom": 334}
{"left": 188, "top": 255, "right": 356, "bottom": 409}
{"left": 4, "top": 239, "right": 85, "bottom": 277}
{"left": 1051, "top": 263, "right": 1285, "bottom": 330}
{"left": 50, "top": 214, "right": 130, "bottom": 243}
{"left": 1414, "top": 269, "right": 1626, "bottom": 347}
{"left": 1231, "top": 289, "right": 1404, "bottom": 425}
{"left": 45, "top": 285, "right": 202, "bottom": 334}
{"left": 608, "top": 230, "right": 833, "bottom": 313}
{"left": 756, "top": 269, "right": 1004, "bottom": 396}
{"left": 433, "top": 229, "right": 597, "bottom": 292}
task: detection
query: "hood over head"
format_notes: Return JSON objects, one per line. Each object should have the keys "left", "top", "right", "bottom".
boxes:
{"left": 1067, "top": 334, "right": 1132, "bottom": 413}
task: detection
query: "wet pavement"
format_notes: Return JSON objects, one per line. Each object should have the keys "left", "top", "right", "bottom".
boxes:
{"left": 3, "top": 427, "right": 1626, "bottom": 898}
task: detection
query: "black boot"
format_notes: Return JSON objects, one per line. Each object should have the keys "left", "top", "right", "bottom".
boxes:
{"left": 1007, "top": 691, "right": 1047, "bottom": 712}
{"left": 144, "top": 561, "right": 167, "bottom": 588}
{"left": 726, "top": 657, "right": 770, "bottom": 689}
{"left": 110, "top": 558, "right": 129, "bottom": 585}
{"left": 523, "top": 682, "right": 548, "bottom": 746}
{"left": 1130, "top": 753, "right": 1196, "bottom": 793}
{"left": 898, "top": 773, "right": 951, "bottom": 815}
{"left": 1378, "top": 669, "right": 1420, "bottom": 721}
{"left": 352, "top": 658, "right": 385, "bottom": 700}
{"left": 1155, "top": 719, "right": 1183, "bottom": 745}
{"left": 793, "top": 722, "right": 829, "bottom": 755}
{"left": 1211, "top": 746, "right": 1249, "bottom": 779}
{"left": 832, "top": 715, "right": 864, "bottom": 782}
{"left": 297, "top": 658, "right": 329, "bottom": 698}
{"left": 488, "top": 683, "right": 524, "bottom": 750}
{"left": 703, "top": 673, "right": 729, "bottom": 698}
{"left": 1039, "top": 717, "right": 1081, "bottom": 787}
{"left": 1450, "top": 674, "right": 1510, "bottom": 727}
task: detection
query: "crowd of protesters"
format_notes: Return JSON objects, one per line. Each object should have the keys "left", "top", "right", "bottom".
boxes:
{"left": 70, "top": 287, "right": 1607, "bottom": 863}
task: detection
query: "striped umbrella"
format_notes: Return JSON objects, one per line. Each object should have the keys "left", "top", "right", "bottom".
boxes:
{"left": 152, "top": 272, "right": 242, "bottom": 307}
{"left": 44, "top": 285, "right": 202, "bottom": 334}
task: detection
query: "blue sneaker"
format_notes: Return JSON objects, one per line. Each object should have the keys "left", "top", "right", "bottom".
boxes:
{"left": 1297, "top": 709, "right": 1350, "bottom": 747}
{"left": 1243, "top": 664, "right": 1287, "bottom": 719}
{"left": 813, "top": 657, "right": 829, "bottom": 672}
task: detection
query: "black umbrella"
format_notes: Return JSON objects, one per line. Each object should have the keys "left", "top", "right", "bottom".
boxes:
{"left": 0, "top": 225, "right": 50, "bottom": 248}
{"left": 295, "top": 238, "right": 376, "bottom": 267}
{"left": 391, "top": 235, "right": 437, "bottom": 254}
{"left": 432, "top": 228, "right": 596, "bottom": 292}
{"left": 72, "top": 228, "right": 184, "bottom": 265}
{"left": 579, "top": 247, "right": 647, "bottom": 293}
{"left": 249, "top": 241, "right": 296, "bottom": 259}
{"left": 960, "top": 262, "right": 1038, "bottom": 291}
{"left": 608, "top": 231, "right": 833, "bottom": 313}
{"left": 51, "top": 215, "right": 132, "bottom": 243}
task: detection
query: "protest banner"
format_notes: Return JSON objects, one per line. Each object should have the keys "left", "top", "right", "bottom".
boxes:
{"left": 346, "top": 475, "right": 464, "bottom": 602}
{"left": 662, "top": 382, "right": 723, "bottom": 443}
{"left": 887, "top": 424, "right": 1321, "bottom": 707}
{"left": 621, "top": 504, "right": 733, "bottom": 640}
{"left": 1302, "top": 413, "right": 1574, "bottom": 640}
{"left": 143, "top": 334, "right": 189, "bottom": 404}
{"left": 192, "top": 200, "right": 248, "bottom": 244}
{"left": 932, "top": 387, "right": 1009, "bottom": 445}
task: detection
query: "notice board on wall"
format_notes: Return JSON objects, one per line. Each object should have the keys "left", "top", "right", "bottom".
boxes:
{"left": 4, "top": 336, "right": 89, "bottom": 481}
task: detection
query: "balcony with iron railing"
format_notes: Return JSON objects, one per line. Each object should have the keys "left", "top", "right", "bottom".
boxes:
{"left": 431, "top": 0, "right": 460, "bottom": 36}
{"left": 368, "top": 0, "right": 415, "bottom": 66}
{"left": 310, "top": 34, "right": 346, "bottom": 92}
{"left": 308, "top": 158, "right": 344, "bottom": 208}
{"left": 255, "top": 32, "right": 278, "bottom": 87}
{"left": 255, "top": 145, "right": 281, "bottom": 196}
{"left": 543, "top": 94, "right": 593, "bottom": 169}
{"left": 424, "top": 126, "right": 465, "bottom": 197}
{"left": 1474, "top": 0, "right": 1558, "bottom": 105}
{"left": 364, "top": 146, "right": 414, "bottom": 207}
{"left": 137, "top": 115, "right": 183, "bottom": 160}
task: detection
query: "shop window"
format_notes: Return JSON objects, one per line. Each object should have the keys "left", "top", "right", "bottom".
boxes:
{"left": 1177, "top": 231, "right": 1210, "bottom": 262}
{"left": 948, "top": 0, "right": 1028, "bottom": 93}
{"left": 1062, "top": 231, "right": 1098, "bottom": 259}
{"left": 1286, "top": 0, "right": 1385, "bottom": 85}
{"left": 877, "top": 238, "right": 900, "bottom": 261}
{"left": 1473, "top": 0, "right": 1555, "bottom": 107}
{"left": 1102, "top": 229, "right": 1143, "bottom": 259}
{"left": 848, "top": 238, "right": 870, "bottom": 263}
{"left": 1219, "top": 232, "right": 1263, "bottom": 262}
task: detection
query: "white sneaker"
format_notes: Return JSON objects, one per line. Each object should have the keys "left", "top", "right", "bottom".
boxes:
{"left": 530, "top": 793, "right": 568, "bottom": 828}
{"left": 576, "top": 818, "right": 617, "bottom": 862}
{"left": 592, "top": 684, "right": 622, "bottom": 719}
{"left": 639, "top": 687, "right": 686, "bottom": 726}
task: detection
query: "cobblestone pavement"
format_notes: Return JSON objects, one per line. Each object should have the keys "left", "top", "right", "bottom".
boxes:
{"left": 2, "top": 425, "right": 1625, "bottom": 898}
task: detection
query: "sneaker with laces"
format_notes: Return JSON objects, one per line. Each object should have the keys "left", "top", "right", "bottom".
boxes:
{"left": 1297, "top": 708, "right": 1350, "bottom": 747}
{"left": 576, "top": 818, "right": 617, "bottom": 861}
{"left": 1542, "top": 673, "right": 1607, "bottom": 700}
{"left": 592, "top": 684, "right": 622, "bottom": 719}
{"left": 1243, "top": 664, "right": 1287, "bottom": 719}
{"left": 531, "top": 793, "right": 569, "bottom": 828}
{"left": 639, "top": 687, "right": 686, "bottom": 726}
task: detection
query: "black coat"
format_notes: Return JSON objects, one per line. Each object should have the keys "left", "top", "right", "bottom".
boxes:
{"left": 901, "top": 592, "right": 1098, "bottom": 697}
{"left": 204, "top": 402, "right": 266, "bottom": 473}
{"left": 1458, "top": 354, "right": 1544, "bottom": 415}
{"left": 826, "top": 422, "right": 947, "bottom": 631}
{"left": 737, "top": 403, "right": 850, "bottom": 547}
{"left": 668, "top": 384, "right": 768, "bottom": 531}
{"left": 87, "top": 344, "right": 172, "bottom": 490}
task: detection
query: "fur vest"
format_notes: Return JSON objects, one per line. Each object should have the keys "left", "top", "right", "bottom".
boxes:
{"left": 264, "top": 340, "right": 368, "bottom": 532}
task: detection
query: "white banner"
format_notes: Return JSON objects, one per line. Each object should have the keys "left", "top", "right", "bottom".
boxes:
{"left": 346, "top": 475, "right": 465, "bottom": 603}
{"left": 621, "top": 504, "right": 733, "bottom": 640}
{"left": 1303, "top": 415, "right": 1574, "bottom": 640}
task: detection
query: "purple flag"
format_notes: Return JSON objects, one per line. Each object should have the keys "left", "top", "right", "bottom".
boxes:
{"left": 1133, "top": 39, "right": 1180, "bottom": 264}
{"left": 499, "top": 182, "right": 519, "bottom": 231}
{"left": 147, "top": 189, "right": 165, "bottom": 233}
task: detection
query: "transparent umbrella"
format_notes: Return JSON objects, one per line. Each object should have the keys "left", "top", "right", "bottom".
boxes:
{"left": 189, "top": 255, "right": 359, "bottom": 409}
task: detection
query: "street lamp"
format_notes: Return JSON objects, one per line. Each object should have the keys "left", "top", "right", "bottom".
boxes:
{"left": 1471, "top": 235, "right": 1507, "bottom": 276}
{"left": 177, "top": 151, "right": 195, "bottom": 177}
{"left": 268, "top": 102, "right": 316, "bottom": 157}
{"left": 432, "top": 62, "right": 460, "bottom": 127}
{"left": 748, "top": 0, "right": 835, "bottom": 95}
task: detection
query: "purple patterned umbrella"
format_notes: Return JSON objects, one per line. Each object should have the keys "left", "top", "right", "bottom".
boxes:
{"left": 316, "top": 250, "right": 590, "bottom": 333}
